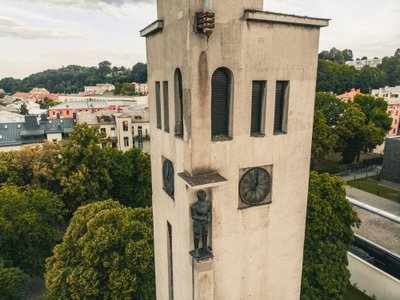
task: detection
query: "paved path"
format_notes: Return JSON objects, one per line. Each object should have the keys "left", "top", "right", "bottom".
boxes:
{"left": 340, "top": 167, "right": 381, "bottom": 181}
{"left": 346, "top": 186, "right": 400, "bottom": 217}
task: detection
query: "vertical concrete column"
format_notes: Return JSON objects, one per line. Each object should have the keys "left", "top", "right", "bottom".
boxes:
{"left": 193, "top": 258, "right": 214, "bottom": 300}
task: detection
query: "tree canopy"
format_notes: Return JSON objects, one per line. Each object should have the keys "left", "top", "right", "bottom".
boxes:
{"left": 0, "top": 185, "right": 64, "bottom": 276}
{"left": 45, "top": 200, "right": 155, "bottom": 300}
{"left": 301, "top": 172, "right": 360, "bottom": 299}
{"left": 0, "top": 259, "right": 29, "bottom": 300}
{"left": 0, "top": 62, "right": 147, "bottom": 94}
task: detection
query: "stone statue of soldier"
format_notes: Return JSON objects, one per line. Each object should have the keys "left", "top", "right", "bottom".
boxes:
{"left": 191, "top": 190, "right": 212, "bottom": 258}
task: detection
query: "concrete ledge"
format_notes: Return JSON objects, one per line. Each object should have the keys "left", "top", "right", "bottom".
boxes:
{"left": 244, "top": 10, "right": 330, "bottom": 28}
{"left": 178, "top": 172, "right": 227, "bottom": 189}
{"left": 140, "top": 20, "right": 163, "bottom": 37}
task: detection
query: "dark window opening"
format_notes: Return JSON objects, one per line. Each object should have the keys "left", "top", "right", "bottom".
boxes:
{"left": 211, "top": 68, "right": 232, "bottom": 139}
{"left": 174, "top": 69, "right": 184, "bottom": 137}
{"left": 251, "top": 81, "right": 266, "bottom": 136}
{"left": 155, "top": 81, "right": 162, "bottom": 129}
{"left": 123, "top": 137, "right": 129, "bottom": 147}
{"left": 274, "top": 81, "right": 289, "bottom": 134}
{"left": 123, "top": 121, "right": 129, "bottom": 131}
{"left": 163, "top": 81, "right": 170, "bottom": 133}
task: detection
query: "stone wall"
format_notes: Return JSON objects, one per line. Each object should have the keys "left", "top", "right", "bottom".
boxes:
{"left": 381, "top": 137, "right": 400, "bottom": 184}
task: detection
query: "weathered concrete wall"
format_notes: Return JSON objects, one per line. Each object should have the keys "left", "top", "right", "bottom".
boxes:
{"left": 348, "top": 252, "right": 400, "bottom": 300}
{"left": 144, "top": 2, "right": 326, "bottom": 299}
{"left": 382, "top": 137, "right": 400, "bottom": 184}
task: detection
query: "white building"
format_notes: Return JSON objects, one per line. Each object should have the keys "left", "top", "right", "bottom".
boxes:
{"left": 345, "top": 58, "right": 382, "bottom": 70}
{"left": 30, "top": 88, "right": 50, "bottom": 94}
{"left": 371, "top": 86, "right": 400, "bottom": 104}
{"left": 58, "top": 94, "right": 136, "bottom": 103}
{"left": 77, "top": 107, "right": 150, "bottom": 152}
{"left": 84, "top": 83, "right": 115, "bottom": 94}
{"left": 131, "top": 82, "right": 149, "bottom": 95}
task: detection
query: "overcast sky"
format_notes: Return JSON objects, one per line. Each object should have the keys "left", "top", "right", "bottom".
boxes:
{"left": 0, "top": 0, "right": 399, "bottom": 79}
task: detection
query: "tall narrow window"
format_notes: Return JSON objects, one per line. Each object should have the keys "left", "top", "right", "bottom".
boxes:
{"left": 174, "top": 69, "right": 184, "bottom": 137}
{"left": 211, "top": 68, "right": 232, "bottom": 138}
{"left": 163, "top": 81, "right": 170, "bottom": 132}
{"left": 274, "top": 81, "right": 289, "bottom": 134}
{"left": 167, "top": 222, "right": 174, "bottom": 300}
{"left": 251, "top": 81, "right": 266, "bottom": 136}
{"left": 155, "top": 81, "right": 161, "bottom": 129}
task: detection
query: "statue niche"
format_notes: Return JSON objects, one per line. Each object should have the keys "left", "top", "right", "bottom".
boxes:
{"left": 190, "top": 190, "right": 213, "bottom": 260}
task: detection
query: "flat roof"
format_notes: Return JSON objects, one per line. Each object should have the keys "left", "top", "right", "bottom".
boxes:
{"left": 244, "top": 10, "right": 330, "bottom": 27}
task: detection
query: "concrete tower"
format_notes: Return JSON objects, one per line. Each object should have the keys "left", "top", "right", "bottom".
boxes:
{"left": 141, "top": 1, "right": 329, "bottom": 299}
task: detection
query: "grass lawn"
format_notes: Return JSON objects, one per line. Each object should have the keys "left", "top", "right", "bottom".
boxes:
{"left": 344, "top": 285, "right": 373, "bottom": 300}
{"left": 347, "top": 176, "right": 400, "bottom": 203}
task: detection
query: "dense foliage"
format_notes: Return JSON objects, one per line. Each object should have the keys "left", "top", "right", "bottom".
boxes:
{"left": 0, "top": 61, "right": 147, "bottom": 94}
{"left": 45, "top": 200, "right": 155, "bottom": 300}
{"left": 0, "top": 125, "right": 152, "bottom": 214}
{"left": 301, "top": 172, "right": 360, "bottom": 300}
{"left": 0, "top": 185, "right": 64, "bottom": 276}
{"left": 0, "top": 259, "right": 29, "bottom": 300}
{"left": 311, "top": 93, "right": 390, "bottom": 164}
{"left": 316, "top": 47, "right": 400, "bottom": 94}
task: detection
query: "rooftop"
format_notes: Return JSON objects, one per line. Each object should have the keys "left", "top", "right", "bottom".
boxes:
{"left": 0, "top": 111, "right": 25, "bottom": 123}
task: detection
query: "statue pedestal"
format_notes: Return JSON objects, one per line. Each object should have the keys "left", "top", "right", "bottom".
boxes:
{"left": 192, "top": 256, "right": 214, "bottom": 300}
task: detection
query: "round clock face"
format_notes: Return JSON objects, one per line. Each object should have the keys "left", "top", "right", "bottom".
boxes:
{"left": 162, "top": 159, "right": 174, "bottom": 197}
{"left": 239, "top": 167, "right": 271, "bottom": 205}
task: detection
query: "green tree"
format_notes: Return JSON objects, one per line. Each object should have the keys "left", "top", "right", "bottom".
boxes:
{"left": 19, "top": 103, "right": 29, "bottom": 115}
{"left": 98, "top": 61, "right": 112, "bottom": 78}
{"left": 354, "top": 94, "right": 392, "bottom": 132}
{"left": 0, "top": 259, "right": 29, "bottom": 300}
{"left": 45, "top": 200, "right": 155, "bottom": 300}
{"left": 315, "top": 92, "right": 346, "bottom": 127}
{"left": 317, "top": 60, "right": 357, "bottom": 94}
{"left": 131, "top": 63, "right": 148, "bottom": 83}
{"left": 334, "top": 103, "right": 384, "bottom": 163}
{"left": 379, "top": 55, "right": 400, "bottom": 86}
{"left": 356, "top": 66, "right": 385, "bottom": 93}
{"left": 342, "top": 49, "right": 353, "bottom": 61}
{"left": 311, "top": 109, "right": 337, "bottom": 168}
{"left": 0, "top": 185, "right": 64, "bottom": 276}
{"left": 301, "top": 172, "right": 360, "bottom": 300}
{"left": 395, "top": 48, "right": 400, "bottom": 56}
{"left": 59, "top": 124, "right": 112, "bottom": 212}
{"left": 109, "top": 148, "right": 152, "bottom": 208}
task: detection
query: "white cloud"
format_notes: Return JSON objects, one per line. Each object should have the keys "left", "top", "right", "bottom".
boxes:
{"left": 0, "top": 16, "right": 84, "bottom": 39}
{"left": 20, "top": 0, "right": 154, "bottom": 10}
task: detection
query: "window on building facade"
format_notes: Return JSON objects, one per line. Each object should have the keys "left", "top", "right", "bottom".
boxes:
{"left": 156, "top": 81, "right": 162, "bottom": 129}
{"left": 174, "top": 68, "right": 184, "bottom": 137}
{"left": 163, "top": 81, "right": 170, "bottom": 132}
{"left": 274, "top": 81, "right": 289, "bottom": 134}
{"left": 251, "top": 81, "right": 266, "bottom": 136}
{"left": 123, "top": 121, "right": 129, "bottom": 131}
{"left": 211, "top": 68, "right": 232, "bottom": 138}
{"left": 100, "top": 128, "right": 106, "bottom": 137}
{"left": 0, "top": 134, "right": 2, "bottom": 139}
{"left": 124, "top": 137, "right": 129, "bottom": 147}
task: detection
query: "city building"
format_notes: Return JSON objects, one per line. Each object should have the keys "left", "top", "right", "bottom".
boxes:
{"left": 58, "top": 93, "right": 136, "bottom": 103}
{"left": 345, "top": 58, "right": 382, "bottom": 70}
{"left": 48, "top": 100, "right": 139, "bottom": 119}
{"left": 77, "top": 107, "right": 150, "bottom": 152}
{"left": 141, "top": 0, "right": 328, "bottom": 299}
{"left": 371, "top": 86, "right": 400, "bottom": 136}
{"left": 12, "top": 91, "right": 60, "bottom": 103}
{"left": 84, "top": 83, "right": 115, "bottom": 94}
{"left": 30, "top": 88, "right": 50, "bottom": 94}
{"left": 0, "top": 111, "right": 74, "bottom": 152}
{"left": 381, "top": 136, "right": 400, "bottom": 185}
{"left": 337, "top": 88, "right": 361, "bottom": 102}
{"left": 131, "top": 82, "right": 149, "bottom": 95}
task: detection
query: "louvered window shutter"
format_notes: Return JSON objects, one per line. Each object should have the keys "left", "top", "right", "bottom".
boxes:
{"left": 212, "top": 69, "right": 229, "bottom": 136}
{"left": 251, "top": 81, "right": 265, "bottom": 134}
{"left": 274, "top": 82, "right": 284, "bottom": 133}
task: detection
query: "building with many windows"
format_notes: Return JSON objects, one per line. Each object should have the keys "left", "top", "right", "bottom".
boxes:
{"left": 84, "top": 83, "right": 115, "bottom": 94}
{"left": 345, "top": 58, "right": 382, "bottom": 70}
{"left": 76, "top": 107, "right": 150, "bottom": 152}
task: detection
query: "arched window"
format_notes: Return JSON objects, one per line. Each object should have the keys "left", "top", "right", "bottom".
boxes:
{"left": 174, "top": 69, "right": 184, "bottom": 137}
{"left": 211, "top": 68, "right": 232, "bottom": 138}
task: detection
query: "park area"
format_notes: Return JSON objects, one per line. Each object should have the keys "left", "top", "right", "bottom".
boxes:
{"left": 347, "top": 175, "right": 400, "bottom": 204}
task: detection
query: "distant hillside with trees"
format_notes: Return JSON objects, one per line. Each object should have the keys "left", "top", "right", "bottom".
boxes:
{"left": 0, "top": 61, "right": 147, "bottom": 94}
{"left": 317, "top": 48, "right": 400, "bottom": 94}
